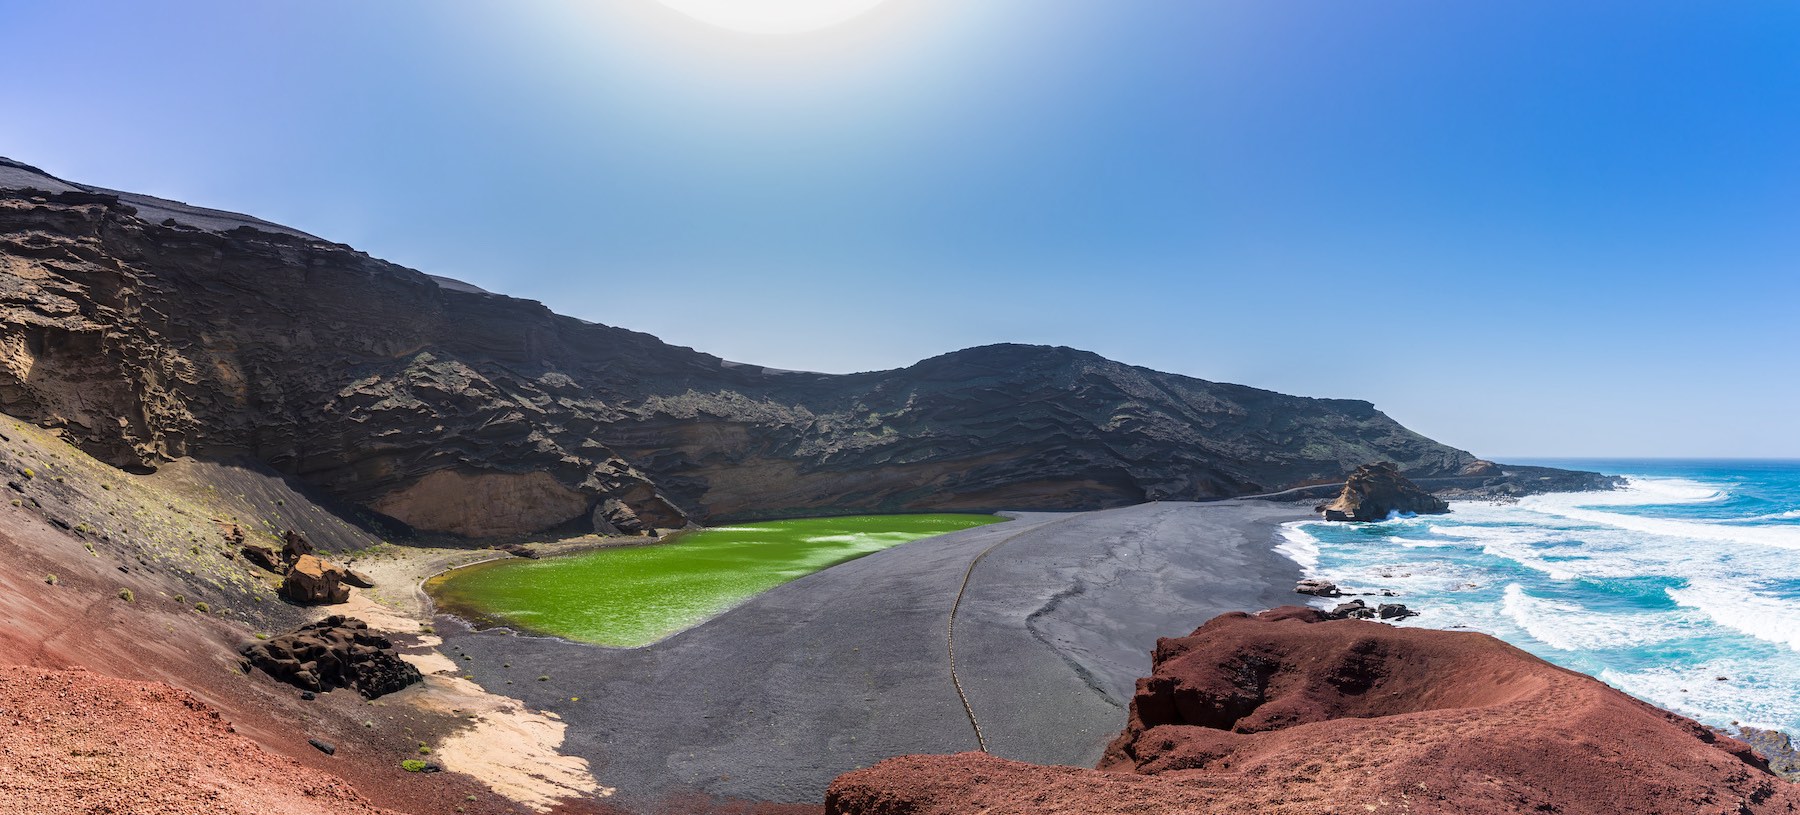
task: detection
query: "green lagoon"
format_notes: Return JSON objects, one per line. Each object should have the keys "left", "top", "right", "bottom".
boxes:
{"left": 426, "top": 513, "right": 1003, "bottom": 648}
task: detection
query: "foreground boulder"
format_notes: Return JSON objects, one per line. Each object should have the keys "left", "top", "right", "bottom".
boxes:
{"left": 826, "top": 607, "right": 1800, "bottom": 815}
{"left": 242, "top": 616, "right": 421, "bottom": 698}
{"left": 1318, "top": 461, "right": 1450, "bottom": 521}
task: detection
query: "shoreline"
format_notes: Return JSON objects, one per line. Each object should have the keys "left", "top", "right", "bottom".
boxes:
{"left": 426, "top": 500, "right": 1306, "bottom": 806}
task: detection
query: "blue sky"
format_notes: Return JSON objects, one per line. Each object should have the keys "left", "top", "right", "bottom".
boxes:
{"left": 2, "top": 1, "right": 1796, "bottom": 457}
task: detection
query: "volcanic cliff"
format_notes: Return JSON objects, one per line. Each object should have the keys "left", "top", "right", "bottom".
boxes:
{"left": 0, "top": 157, "right": 1604, "bottom": 538}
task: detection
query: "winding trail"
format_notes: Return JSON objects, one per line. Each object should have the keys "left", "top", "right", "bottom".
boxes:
{"left": 440, "top": 500, "right": 1307, "bottom": 806}
{"left": 945, "top": 514, "right": 1083, "bottom": 752}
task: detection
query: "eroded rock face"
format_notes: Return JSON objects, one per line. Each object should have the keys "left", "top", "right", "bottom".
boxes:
{"left": 370, "top": 469, "right": 593, "bottom": 538}
{"left": 1318, "top": 461, "right": 1450, "bottom": 521}
{"left": 241, "top": 615, "right": 421, "bottom": 698}
{"left": 0, "top": 159, "right": 1609, "bottom": 537}
{"left": 827, "top": 608, "right": 1800, "bottom": 815}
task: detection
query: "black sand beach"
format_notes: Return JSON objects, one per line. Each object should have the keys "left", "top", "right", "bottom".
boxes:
{"left": 438, "top": 500, "right": 1306, "bottom": 805}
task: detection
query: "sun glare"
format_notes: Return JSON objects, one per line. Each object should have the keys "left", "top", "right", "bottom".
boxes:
{"left": 655, "top": 0, "right": 889, "bottom": 35}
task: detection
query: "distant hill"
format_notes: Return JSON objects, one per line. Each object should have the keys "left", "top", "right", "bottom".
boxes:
{"left": 0, "top": 157, "right": 1605, "bottom": 537}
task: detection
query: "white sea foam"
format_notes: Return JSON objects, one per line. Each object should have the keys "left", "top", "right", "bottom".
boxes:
{"left": 1601, "top": 657, "right": 1800, "bottom": 733}
{"left": 1743, "top": 509, "right": 1800, "bottom": 522}
{"left": 1514, "top": 478, "right": 1800, "bottom": 551}
{"left": 1275, "top": 522, "right": 1321, "bottom": 572}
{"left": 1666, "top": 579, "right": 1800, "bottom": 652}
{"left": 1499, "top": 584, "right": 1700, "bottom": 651}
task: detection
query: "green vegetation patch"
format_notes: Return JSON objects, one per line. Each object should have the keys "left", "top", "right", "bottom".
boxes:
{"left": 427, "top": 514, "right": 1002, "bottom": 648}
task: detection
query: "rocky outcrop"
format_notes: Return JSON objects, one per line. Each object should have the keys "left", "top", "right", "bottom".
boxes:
{"left": 1318, "top": 461, "right": 1450, "bottom": 521}
{"left": 1741, "top": 727, "right": 1800, "bottom": 781}
{"left": 0, "top": 158, "right": 1611, "bottom": 537}
{"left": 241, "top": 616, "right": 421, "bottom": 698}
{"left": 826, "top": 607, "right": 1800, "bottom": 815}
{"left": 279, "top": 554, "right": 350, "bottom": 604}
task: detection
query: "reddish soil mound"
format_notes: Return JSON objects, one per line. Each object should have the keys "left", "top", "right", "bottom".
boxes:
{"left": 827, "top": 607, "right": 1800, "bottom": 815}
{"left": 0, "top": 665, "right": 400, "bottom": 815}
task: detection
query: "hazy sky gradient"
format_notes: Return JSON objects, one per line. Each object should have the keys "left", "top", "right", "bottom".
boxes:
{"left": 3, "top": 1, "right": 1796, "bottom": 457}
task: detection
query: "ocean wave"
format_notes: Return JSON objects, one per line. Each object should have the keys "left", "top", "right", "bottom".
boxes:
{"left": 1600, "top": 657, "right": 1800, "bottom": 733}
{"left": 1666, "top": 580, "right": 1800, "bottom": 652}
{"left": 1275, "top": 523, "right": 1321, "bottom": 572}
{"left": 1500, "top": 584, "right": 1698, "bottom": 651}
{"left": 1512, "top": 478, "right": 1800, "bottom": 551}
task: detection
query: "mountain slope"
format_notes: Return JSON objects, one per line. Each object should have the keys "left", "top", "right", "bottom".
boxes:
{"left": 0, "top": 158, "right": 1562, "bottom": 536}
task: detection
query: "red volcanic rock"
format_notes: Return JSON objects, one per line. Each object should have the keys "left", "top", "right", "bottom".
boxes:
{"left": 0, "top": 665, "right": 404, "bottom": 815}
{"left": 827, "top": 608, "right": 1800, "bottom": 815}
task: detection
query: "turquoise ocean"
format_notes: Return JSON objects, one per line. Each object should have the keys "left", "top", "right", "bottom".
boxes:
{"left": 1279, "top": 460, "right": 1800, "bottom": 733}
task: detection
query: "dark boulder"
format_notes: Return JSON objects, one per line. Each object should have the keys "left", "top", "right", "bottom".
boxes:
{"left": 1318, "top": 462, "right": 1449, "bottom": 522}
{"left": 343, "top": 568, "right": 376, "bottom": 589}
{"left": 242, "top": 544, "right": 284, "bottom": 573}
{"left": 1328, "top": 600, "right": 1376, "bottom": 620}
{"left": 282, "top": 530, "right": 315, "bottom": 561}
{"left": 1377, "top": 603, "right": 1418, "bottom": 620}
{"left": 1295, "top": 579, "right": 1340, "bottom": 597}
{"left": 242, "top": 615, "right": 422, "bottom": 698}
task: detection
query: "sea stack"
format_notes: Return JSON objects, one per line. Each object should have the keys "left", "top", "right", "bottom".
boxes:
{"left": 1318, "top": 461, "right": 1450, "bottom": 521}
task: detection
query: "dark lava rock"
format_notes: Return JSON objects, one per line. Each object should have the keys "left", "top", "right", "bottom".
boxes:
{"left": 242, "top": 615, "right": 421, "bottom": 698}
{"left": 1328, "top": 600, "right": 1376, "bottom": 620}
{"left": 307, "top": 738, "right": 335, "bottom": 756}
{"left": 1377, "top": 602, "right": 1418, "bottom": 620}
{"left": 343, "top": 569, "right": 376, "bottom": 589}
{"left": 282, "top": 530, "right": 315, "bottom": 561}
{"left": 1294, "top": 579, "right": 1340, "bottom": 597}
{"left": 1740, "top": 727, "right": 1800, "bottom": 781}
{"left": 1318, "top": 461, "right": 1450, "bottom": 521}
{"left": 826, "top": 607, "right": 1800, "bottom": 815}
{"left": 242, "top": 545, "right": 283, "bottom": 573}
{"left": 0, "top": 161, "right": 1590, "bottom": 541}
{"left": 497, "top": 544, "right": 540, "bottom": 559}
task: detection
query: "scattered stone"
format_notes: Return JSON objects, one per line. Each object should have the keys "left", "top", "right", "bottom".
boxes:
{"left": 242, "top": 616, "right": 422, "bottom": 698}
{"left": 497, "top": 544, "right": 540, "bottom": 559}
{"left": 308, "top": 738, "right": 335, "bottom": 756}
{"left": 1327, "top": 600, "right": 1376, "bottom": 620}
{"left": 300, "top": 691, "right": 316, "bottom": 701}
{"left": 1295, "top": 579, "right": 1340, "bottom": 598}
{"left": 1317, "top": 461, "right": 1450, "bottom": 522}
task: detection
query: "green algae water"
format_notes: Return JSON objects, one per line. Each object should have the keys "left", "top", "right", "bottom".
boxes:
{"left": 427, "top": 514, "right": 1003, "bottom": 648}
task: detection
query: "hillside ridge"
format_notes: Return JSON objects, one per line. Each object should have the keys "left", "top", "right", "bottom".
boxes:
{"left": 0, "top": 158, "right": 1604, "bottom": 537}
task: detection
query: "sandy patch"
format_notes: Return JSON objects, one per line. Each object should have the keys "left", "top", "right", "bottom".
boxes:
{"left": 404, "top": 670, "right": 611, "bottom": 810}
{"left": 321, "top": 578, "right": 608, "bottom": 811}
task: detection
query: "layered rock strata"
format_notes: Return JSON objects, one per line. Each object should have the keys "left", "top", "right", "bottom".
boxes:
{"left": 1318, "top": 460, "right": 1451, "bottom": 520}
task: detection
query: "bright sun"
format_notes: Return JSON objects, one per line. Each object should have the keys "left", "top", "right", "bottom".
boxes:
{"left": 656, "top": 0, "right": 889, "bottom": 35}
